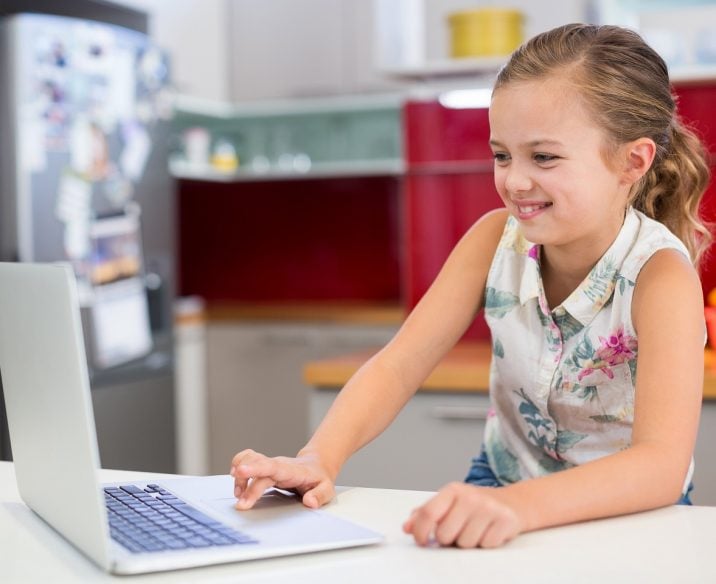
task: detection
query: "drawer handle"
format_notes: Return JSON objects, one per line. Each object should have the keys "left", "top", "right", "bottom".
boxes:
{"left": 431, "top": 405, "right": 491, "bottom": 421}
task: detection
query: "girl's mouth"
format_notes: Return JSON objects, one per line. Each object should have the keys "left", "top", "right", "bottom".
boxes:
{"left": 516, "top": 202, "right": 552, "bottom": 219}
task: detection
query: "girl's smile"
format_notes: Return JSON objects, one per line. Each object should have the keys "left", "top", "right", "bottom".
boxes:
{"left": 514, "top": 201, "right": 553, "bottom": 220}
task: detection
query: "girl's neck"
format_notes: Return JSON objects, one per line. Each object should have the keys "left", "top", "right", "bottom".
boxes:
{"left": 538, "top": 206, "right": 628, "bottom": 309}
{"left": 540, "top": 249, "right": 595, "bottom": 310}
{"left": 539, "top": 231, "right": 619, "bottom": 309}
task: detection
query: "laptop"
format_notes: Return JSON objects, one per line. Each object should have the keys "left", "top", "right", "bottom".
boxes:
{"left": 0, "top": 262, "right": 382, "bottom": 574}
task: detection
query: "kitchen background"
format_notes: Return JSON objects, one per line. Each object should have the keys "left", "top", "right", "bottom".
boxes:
{"left": 1, "top": 0, "right": 715, "bottom": 503}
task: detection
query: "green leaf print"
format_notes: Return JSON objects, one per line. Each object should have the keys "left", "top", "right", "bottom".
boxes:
{"left": 577, "top": 385, "right": 598, "bottom": 401}
{"left": 583, "top": 256, "right": 617, "bottom": 303}
{"left": 536, "top": 303, "right": 551, "bottom": 327}
{"left": 615, "top": 273, "right": 635, "bottom": 296}
{"left": 572, "top": 333, "right": 595, "bottom": 363}
{"left": 484, "top": 287, "right": 520, "bottom": 319}
{"left": 556, "top": 429, "right": 587, "bottom": 454}
{"left": 488, "top": 440, "right": 521, "bottom": 484}
{"left": 553, "top": 311, "right": 584, "bottom": 342}
{"left": 517, "top": 394, "right": 552, "bottom": 432}
{"left": 590, "top": 415, "right": 622, "bottom": 423}
{"left": 538, "top": 455, "right": 573, "bottom": 474}
{"left": 493, "top": 337, "right": 505, "bottom": 358}
{"left": 515, "top": 388, "right": 557, "bottom": 456}
{"left": 628, "top": 358, "right": 637, "bottom": 383}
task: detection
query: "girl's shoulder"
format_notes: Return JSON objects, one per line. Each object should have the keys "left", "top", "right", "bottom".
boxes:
{"left": 621, "top": 210, "right": 692, "bottom": 282}
{"left": 443, "top": 208, "right": 510, "bottom": 283}
{"left": 459, "top": 207, "right": 511, "bottom": 254}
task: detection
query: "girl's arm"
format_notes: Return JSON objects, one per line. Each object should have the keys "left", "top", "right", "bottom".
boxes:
{"left": 232, "top": 208, "right": 510, "bottom": 508}
{"left": 405, "top": 247, "right": 704, "bottom": 547}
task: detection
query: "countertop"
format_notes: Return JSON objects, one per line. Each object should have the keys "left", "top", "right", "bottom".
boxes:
{"left": 304, "top": 341, "right": 716, "bottom": 400}
{"left": 2, "top": 461, "right": 716, "bottom": 583}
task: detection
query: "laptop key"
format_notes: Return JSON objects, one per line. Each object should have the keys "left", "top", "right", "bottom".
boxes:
{"left": 171, "top": 504, "right": 222, "bottom": 526}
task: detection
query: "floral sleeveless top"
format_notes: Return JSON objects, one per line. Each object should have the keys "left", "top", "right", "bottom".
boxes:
{"left": 482, "top": 207, "right": 694, "bottom": 489}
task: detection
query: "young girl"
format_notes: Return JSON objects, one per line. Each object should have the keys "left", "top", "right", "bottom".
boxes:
{"left": 230, "top": 23, "right": 710, "bottom": 549}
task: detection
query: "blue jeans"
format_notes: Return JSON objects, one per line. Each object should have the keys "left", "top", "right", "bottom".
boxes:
{"left": 464, "top": 448, "right": 502, "bottom": 488}
{"left": 465, "top": 448, "right": 694, "bottom": 505}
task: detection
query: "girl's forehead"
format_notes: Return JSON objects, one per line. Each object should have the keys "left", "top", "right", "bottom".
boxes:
{"left": 491, "top": 76, "right": 581, "bottom": 109}
{"left": 489, "top": 77, "right": 599, "bottom": 138}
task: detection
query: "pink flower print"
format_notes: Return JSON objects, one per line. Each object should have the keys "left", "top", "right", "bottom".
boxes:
{"left": 595, "top": 328, "right": 637, "bottom": 367}
{"left": 578, "top": 365, "right": 613, "bottom": 381}
{"left": 528, "top": 245, "right": 540, "bottom": 261}
{"left": 577, "top": 327, "right": 636, "bottom": 381}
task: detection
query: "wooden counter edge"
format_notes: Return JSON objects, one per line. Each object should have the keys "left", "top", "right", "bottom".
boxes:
{"left": 205, "top": 302, "right": 405, "bottom": 325}
{"left": 304, "top": 343, "right": 716, "bottom": 400}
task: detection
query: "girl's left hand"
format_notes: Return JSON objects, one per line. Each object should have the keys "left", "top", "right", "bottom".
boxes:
{"left": 402, "top": 482, "right": 523, "bottom": 549}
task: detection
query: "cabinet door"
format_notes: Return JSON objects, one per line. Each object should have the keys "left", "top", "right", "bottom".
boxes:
{"left": 402, "top": 101, "right": 503, "bottom": 340}
{"left": 693, "top": 402, "right": 716, "bottom": 505}
{"left": 206, "top": 322, "right": 397, "bottom": 474}
{"left": 311, "top": 390, "right": 489, "bottom": 490}
{"left": 673, "top": 84, "right": 716, "bottom": 297}
{"left": 228, "top": 0, "right": 345, "bottom": 100}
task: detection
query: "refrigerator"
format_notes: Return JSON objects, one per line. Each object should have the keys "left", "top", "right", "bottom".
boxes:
{"left": 0, "top": 10, "right": 178, "bottom": 472}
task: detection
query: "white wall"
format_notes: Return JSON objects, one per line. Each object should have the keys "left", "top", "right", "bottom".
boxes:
{"left": 113, "top": 0, "right": 232, "bottom": 101}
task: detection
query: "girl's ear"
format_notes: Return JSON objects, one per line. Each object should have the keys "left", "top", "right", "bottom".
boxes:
{"left": 621, "top": 137, "right": 657, "bottom": 186}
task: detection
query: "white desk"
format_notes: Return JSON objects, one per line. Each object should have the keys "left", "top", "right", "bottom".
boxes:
{"left": 1, "top": 461, "right": 714, "bottom": 583}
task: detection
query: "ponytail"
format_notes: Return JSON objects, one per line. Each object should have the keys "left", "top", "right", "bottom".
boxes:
{"left": 630, "top": 118, "right": 711, "bottom": 266}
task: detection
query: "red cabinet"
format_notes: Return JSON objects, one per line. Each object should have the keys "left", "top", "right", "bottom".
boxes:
{"left": 675, "top": 83, "right": 716, "bottom": 299}
{"left": 403, "top": 101, "right": 501, "bottom": 339}
{"left": 178, "top": 176, "right": 402, "bottom": 302}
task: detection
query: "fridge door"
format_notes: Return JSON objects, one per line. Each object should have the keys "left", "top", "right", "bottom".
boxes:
{"left": 1, "top": 13, "right": 176, "bottom": 471}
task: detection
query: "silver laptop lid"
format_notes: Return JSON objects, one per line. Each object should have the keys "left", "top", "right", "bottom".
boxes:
{"left": 0, "top": 262, "right": 111, "bottom": 570}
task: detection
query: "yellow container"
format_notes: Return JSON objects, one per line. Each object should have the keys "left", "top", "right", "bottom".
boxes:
{"left": 448, "top": 8, "right": 524, "bottom": 58}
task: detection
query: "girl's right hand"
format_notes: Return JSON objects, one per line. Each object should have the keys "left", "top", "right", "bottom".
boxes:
{"left": 229, "top": 449, "right": 336, "bottom": 510}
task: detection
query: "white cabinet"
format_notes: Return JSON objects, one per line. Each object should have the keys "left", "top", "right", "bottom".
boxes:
{"left": 310, "top": 389, "right": 489, "bottom": 490}
{"left": 227, "top": 0, "right": 400, "bottom": 101}
{"left": 205, "top": 322, "right": 397, "bottom": 474}
{"left": 693, "top": 403, "right": 716, "bottom": 506}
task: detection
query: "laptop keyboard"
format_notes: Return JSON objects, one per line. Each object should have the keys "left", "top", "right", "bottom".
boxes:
{"left": 105, "top": 483, "right": 257, "bottom": 554}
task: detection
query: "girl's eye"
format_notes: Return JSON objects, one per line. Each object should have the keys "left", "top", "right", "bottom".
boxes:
{"left": 492, "top": 152, "right": 510, "bottom": 164}
{"left": 533, "top": 153, "right": 558, "bottom": 164}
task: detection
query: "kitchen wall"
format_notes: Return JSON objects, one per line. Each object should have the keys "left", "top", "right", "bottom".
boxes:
{"left": 115, "top": 0, "right": 596, "bottom": 102}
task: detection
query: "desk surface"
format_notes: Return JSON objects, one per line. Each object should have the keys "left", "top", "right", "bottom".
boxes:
{"left": 1, "top": 461, "right": 715, "bottom": 583}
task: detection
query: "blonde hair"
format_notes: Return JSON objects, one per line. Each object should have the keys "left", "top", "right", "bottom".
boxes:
{"left": 494, "top": 23, "right": 712, "bottom": 266}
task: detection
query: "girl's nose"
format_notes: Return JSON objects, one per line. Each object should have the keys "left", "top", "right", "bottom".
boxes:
{"left": 503, "top": 163, "right": 532, "bottom": 194}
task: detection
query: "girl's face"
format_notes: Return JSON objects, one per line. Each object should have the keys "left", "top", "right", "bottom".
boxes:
{"left": 489, "top": 76, "right": 631, "bottom": 257}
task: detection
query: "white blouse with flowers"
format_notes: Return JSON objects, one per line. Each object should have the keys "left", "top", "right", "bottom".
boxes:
{"left": 482, "top": 207, "right": 694, "bottom": 489}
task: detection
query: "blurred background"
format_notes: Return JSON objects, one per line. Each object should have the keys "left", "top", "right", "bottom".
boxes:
{"left": 1, "top": 0, "right": 715, "bottom": 503}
